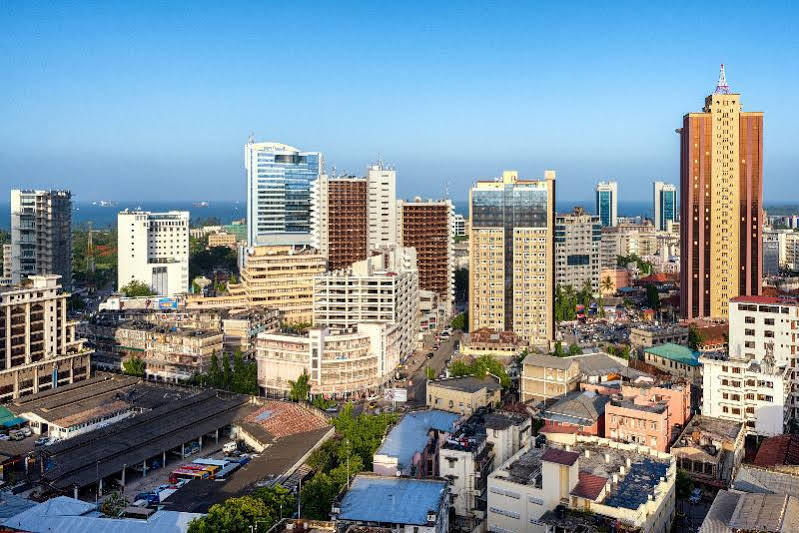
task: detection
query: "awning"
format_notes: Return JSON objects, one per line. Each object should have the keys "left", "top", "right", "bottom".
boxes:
{"left": 2, "top": 417, "right": 27, "bottom": 428}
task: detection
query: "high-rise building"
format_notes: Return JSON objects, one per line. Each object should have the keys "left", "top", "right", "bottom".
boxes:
{"left": 763, "top": 231, "right": 780, "bottom": 276}
{"left": 595, "top": 181, "right": 618, "bottom": 227}
{"left": 245, "top": 140, "right": 323, "bottom": 247}
{"left": 679, "top": 65, "right": 763, "bottom": 319}
{"left": 653, "top": 181, "right": 677, "bottom": 231}
{"left": 469, "top": 170, "right": 555, "bottom": 346}
{"left": 10, "top": 189, "right": 72, "bottom": 289}
{"left": 117, "top": 210, "right": 189, "bottom": 295}
{"left": 366, "top": 163, "right": 397, "bottom": 250}
{"left": 0, "top": 275, "right": 92, "bottom": 402}
{"left": 397, "top": 198, "right": 454, "bottom": 316}
{"left": 311, "top": 175, "right": 368, "bottom": 271}
{"left": 452, "top": 214, "right": 467, "bottom": 237}
{"left": 554, "top": 207, "right": 601, "bottom": 294}
{"left": 2, "top": 244, "right": 11, "bottom": 281}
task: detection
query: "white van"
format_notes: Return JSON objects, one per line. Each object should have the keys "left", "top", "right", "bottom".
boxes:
{"left": 223, "top": 441, "right": 237, "bottom": 454}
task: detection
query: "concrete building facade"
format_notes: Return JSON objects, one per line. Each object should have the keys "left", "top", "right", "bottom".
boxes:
{"left": 469, "top": 170, "right": 555, "bottom": 346}
{"left": 10, "top": 189, "right": 72, "bottom": 289}
{"left": 313, "top": 246, "right": 419, "bottom": 361}
{"left": 680, "top": 66, "right": 763, "bottom": 319}
{"left": 520, "top": 353, "right": 580, "bottom": 404}
{"left": 310, "top": 175, "right": 368, "bottom": 271}
{"left": 0, "top": 276, "right": 91, "bottom": 402}
{"left": 367, "top": 162, "right": 397, "bottom": 251}
{"left": 398, "top": 198, "right": 454, "bottom": 317}
{"left": 555, "top": 207, "right": 601, "bottom": 294}
{"left": 117, "top": 210, "right": 189, "bottom": 296}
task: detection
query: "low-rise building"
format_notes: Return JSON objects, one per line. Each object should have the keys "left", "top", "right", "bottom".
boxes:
{"left": 440, "top": 409, "right": 531, "bottom": 530}
{"left": 207, "top": 231, "right": 237, "bottom": 249}
{"left": 753, "top": 434, "right": 799, "bottom": 472}
{"left": 426, "top": 376, "right": 502, "bottom": 415}
{"left": 539, "top": 390, "right": 609, "bottom": 438}
{"left": 599, "top": 268, "right": 630, "bottom": 294}
{"left": 699, "top": 491, "right": 799, "bottom": 533}
{"left": 520, "top": 354, "right": 580, "bottom": 404}
{"left": 605, "top": 396, "right": 669, "bottom": 452}
{"left": 256, "top": 323, "right": 400, "bottom": 399}
{"left": 670, "top": 415, "right": 745, "bottom": 491}
{"left": 642, "top": 343, "right": 702, "bottom": 384}
{"left": 487, "top": 435, "right": 675, "bottom": 533}
{"left": 332, "top": 474, "right": 450, "bottom": 533}
{"left": 460, "top": 329, "right": 523, "bottom": 360}
{"left": 700, "top": 348, "right": 790, "bottom": 436}
{"left": 629, "top": 324, "right": 689, "bottom": 352}
{"left": 373, "top": 409, "right": 460, "bottom": 477}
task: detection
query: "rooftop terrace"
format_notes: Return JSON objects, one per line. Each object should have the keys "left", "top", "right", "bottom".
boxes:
{"left": 336, "top": 475, "right": 448, "bottom": 526}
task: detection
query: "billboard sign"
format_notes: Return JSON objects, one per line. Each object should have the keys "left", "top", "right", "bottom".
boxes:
{"left": 383, "top": 388, "right": 408, "bottom": 403}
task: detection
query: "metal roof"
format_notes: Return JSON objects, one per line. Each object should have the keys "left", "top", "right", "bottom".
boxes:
{"left": 337, "top": 475, "right": 447, "bottom": 526}
{"left": 376, "top": 410, "right": 459, "bottom": 469}
{"left": 643, "top": 343, "right": 701, "bottom": 367}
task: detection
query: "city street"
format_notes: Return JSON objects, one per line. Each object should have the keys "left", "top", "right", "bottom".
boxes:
{"left": 405, "top": 331, "right": 461, "bottom": 407}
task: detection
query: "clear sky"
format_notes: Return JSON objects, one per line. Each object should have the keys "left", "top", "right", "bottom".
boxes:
{"left": 2, "top": 2, "right": 798, "bottom": 203}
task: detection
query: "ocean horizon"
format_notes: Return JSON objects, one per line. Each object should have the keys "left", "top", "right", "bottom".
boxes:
{"left": 0, "top": 199, "right": 797, "bottom": 230}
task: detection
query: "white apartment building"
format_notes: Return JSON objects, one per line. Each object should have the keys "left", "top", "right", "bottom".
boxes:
{"left": 487, "top": 436, "right": 675, "bottom": 533}
{"left": 440, "top": 410, "right": 531, "bottom": 530}
{"left": 117, "top": 210, "right": 189, "bottom": 296}
{"left": 10, "top": 189, "right": 72, "bottom": 289}
{"left": 309, "top": 174, "right": 330, "bottom": 257}
{"left": 453, "top": 214, "right": 467, "bottom": 237}
{"left": 313, "top": 246, "right": 419, "bottom": 361}
{"left": 367, "top": 163, "right": 397, "bottom": 250}
{"left": 700, "top": 349, "right": 790, "bottom": 437}
{"left": 2, "top": 243, "right": 11, "bottom": 281}
{"left": 256, "top": 322, "right": 400, "bottom": 398}
{"left": 727, "top": 295, "right": 799, "bottom": 424}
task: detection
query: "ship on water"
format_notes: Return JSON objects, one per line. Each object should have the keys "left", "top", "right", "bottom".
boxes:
{"left": 193, "top": 201, "right": 209, "bottom": 207}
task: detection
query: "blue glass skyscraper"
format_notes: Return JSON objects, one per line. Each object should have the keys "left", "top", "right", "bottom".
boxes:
{"left": 245, "top": 141, "right": 323, "bottom": 246}
{"left": 595, "top": 181, "right": 617, "bottom": 227}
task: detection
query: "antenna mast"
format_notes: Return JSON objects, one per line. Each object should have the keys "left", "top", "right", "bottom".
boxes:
{"left": 714, "top": 64, "right": 730, "bottom": 94}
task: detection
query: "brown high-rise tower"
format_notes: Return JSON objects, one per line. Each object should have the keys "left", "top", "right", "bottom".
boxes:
{"left": 679, "top": 65, "right": 763, "bottom": 319}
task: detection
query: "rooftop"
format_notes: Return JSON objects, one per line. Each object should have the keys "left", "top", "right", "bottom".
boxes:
{"left": 427, "top": 375, "right": 501, "bottom": 394}
{"left": 522, "top": 353, "right": 575, "bottom": 370}
{"left": 376, "top": 410, "right": 459, "bottom": 469}
{"left": 571, "top": 352, "right": 649, "bottom": 379}
{"left": 643, "top": 343, "right": 701, "bottom": 367}
{"left": 732, "top": 295, "right": 799, "bottom": 306}
{"left": 729, "top": 493, "right": 799, "bottom": 532}
{"left": 540, "top": 390, "right": 609, "bottom": 425}
{"left": 734, "top": 466, "right": 799, "bottom": 497}
{"left": 0, "top": 496, "right": 202, "bottom": 533}
{"left": 755, "top": 435, "right": 799, "bottom": 468}
{"left": 542, "top": 447, "right": 580, "bottom": 466}
{"left": 336, "top": 475, "right": 447, "bottom": 526}
{"left": 699, "top": 490, "right": 741, "bottom": 533}
{"left": 671, "top": 416, "right": 742, "bottom": 459}
{"left": 608, "top": 397, "right": 666, "bottom": 415}
{"left": 238, "top": 401, "right": 330, "bottom": 443}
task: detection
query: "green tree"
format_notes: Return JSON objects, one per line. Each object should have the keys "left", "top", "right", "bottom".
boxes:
{"left": 451, "top": 313, "right": 467, "bottom": 331}
{"left": 207, "top": 353, "right": 222, "bottom": 388}
{"left": 675, "top": 469, "right": 694, "bottom": 499}
{"left": 688, "top": 324, "right": 704, "bottom": 350}
{"left": 446, "top": 355, "right": 509, "bottom": 387}
{"left": 552, "top": 341, "right": 565, "bottom": 357}
{"left": 187, "top": 496, "right": 274, "bottom": 533}
{"left": 425, "top": 366, "right": 436, "bottom": 380}
{"left": 300, "top": 472, "right": 338, "bottom": 520}
{"left": 601, "top": 275, "right": 614, "bottom": 294}
{"left": 222, "top": 354, "right": 232, "bottom": 389}
{"left": 568, "top": 343, "right": 582, "bottom": 356}
{"left": 100, "top": 491, "right": 129, "bottom": 517}
{"left": 251, "top": 484, "right": 296, "bottom": 522}
{"left": 646, "top": 285, "right": 660, "bottom": 310}
{"left": 122, "top": 357, "right": 146, "bottom": 377}
{"left": 288, "top": 370, "right": 311, "bottom": 402}
{"left": 121, "top": 280, "right": 154, "bottom": 297}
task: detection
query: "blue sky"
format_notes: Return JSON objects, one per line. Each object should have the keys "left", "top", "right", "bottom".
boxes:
{"left": 1, "top": 2, "right": 798, "bottom": 203}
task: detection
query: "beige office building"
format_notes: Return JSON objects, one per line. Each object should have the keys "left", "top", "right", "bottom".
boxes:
{"left": 469, "top": 170, "right": 555, "bottom": 346}
{"left": 239, "top": 246, "right": 327, "bottom": 324}
{"left": 0, "top": 276, "right": 92, "bottom": 402}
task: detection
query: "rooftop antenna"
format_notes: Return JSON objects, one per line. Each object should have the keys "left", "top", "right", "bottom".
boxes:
{"left": 714, "top": 64, "right": 730, "bottom": 95}
{"left": 247, "top": 132, "right": 255, "bottom": 144}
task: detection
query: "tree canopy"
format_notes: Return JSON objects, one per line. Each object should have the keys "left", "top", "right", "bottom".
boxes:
{"left": 122, "top": 357, "right": 146, "bottom": 377}
{"left": 448, "top": 354, "right": 510, "bottom": 387}
{"left": 187, "top": 485, "right": 294, "bottom": 533}
{"left": 288, "top": 370, "right": 311, "bottom": 402}
{"left": 121, "top": 280, "right": 155, "bottom": 297}
{"left": 193, "top": 351, "right": 257, "bottom": 395}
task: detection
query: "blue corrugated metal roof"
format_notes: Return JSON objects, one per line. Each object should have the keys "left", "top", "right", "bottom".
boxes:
{"left": 338, "top": 475, "right": 447, "bottom": 525}
{"left": 376, "top": 410, "right": 459, "bottom": 469}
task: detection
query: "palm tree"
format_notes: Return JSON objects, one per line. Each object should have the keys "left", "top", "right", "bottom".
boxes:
{"left": 601, "top": 275, "right": 614, "bottom": 295}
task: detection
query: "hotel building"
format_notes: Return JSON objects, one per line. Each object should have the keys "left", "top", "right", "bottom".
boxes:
{"left": 469, "top": 170, "right": 555, "bottom": 346}
{"left": 679, "top": 65, "right": 763, "bottom": 319}
{"left": 117, "top": 210, "right": 189, "bottom": 296}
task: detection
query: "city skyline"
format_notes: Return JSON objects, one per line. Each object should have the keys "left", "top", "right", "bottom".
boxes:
{"left": 3, "top": 3, "right": 798, "bottom": 202}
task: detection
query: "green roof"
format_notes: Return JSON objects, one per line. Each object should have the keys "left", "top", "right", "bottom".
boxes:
{"left": 644, "top": 343, "right": 701, "bottom": 367}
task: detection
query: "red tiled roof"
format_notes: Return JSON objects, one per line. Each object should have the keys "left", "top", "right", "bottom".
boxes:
{"left": 540, "top": 425, "right": 580, "bottom": 435}
{"left": 542, "top": 448, "right": 580, "bottom": 466}
{"left": 637, "top": 273, "right": 675, "bottom": 284}
{"left": 754, "top": 435, "right": 799, "bottom": 467}
{"left": 243, "top": 401, "right": 329, "bottom": 440}
{"left": 570, "top": 471, "right": 608, "bottom": 500}
{"left": 731, "top": 295, "right": 799, "bottom": 305}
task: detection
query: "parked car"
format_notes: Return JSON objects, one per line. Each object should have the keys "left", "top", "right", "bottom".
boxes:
{"left": 223, "top": 441, "right": 237, "bottom": 454}
{"left": 20, "top": 427, "right": 32, "bottom": 437}
{"left": 34, "top": 437, "right": 48, "bottom": 446}
{"left": 689, "top": 488, "right": 702, "bottom": 504}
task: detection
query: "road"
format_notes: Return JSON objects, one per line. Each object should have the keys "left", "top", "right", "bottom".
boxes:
{"left": 405, "top": 331, "right": 461, "bottom": 407}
